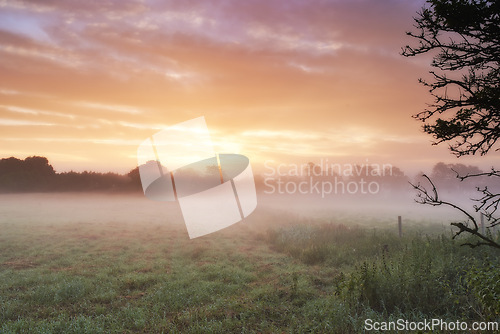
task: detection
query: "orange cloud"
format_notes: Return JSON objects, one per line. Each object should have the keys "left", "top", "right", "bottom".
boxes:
{"left": 0, "top": 0, "right": 493, "bottom": 174}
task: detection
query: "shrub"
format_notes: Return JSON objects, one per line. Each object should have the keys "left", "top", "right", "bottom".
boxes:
{"left": 466, "top": 261, "right": 500, "bottom": 321}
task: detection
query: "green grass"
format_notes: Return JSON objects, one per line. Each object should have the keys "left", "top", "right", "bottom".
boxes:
{"left": 0, "top": 211, "right": 329, "bottom": 333}
{"left": 267, "top": 222, "right": 500, "bottom": 323}
{"left": 0, "top": 196, "right": 499, "bottom": 333}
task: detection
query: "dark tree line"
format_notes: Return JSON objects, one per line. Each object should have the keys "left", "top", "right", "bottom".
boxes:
{"left": 2, "top": 156, "right": 490, "bottom": 195}
{"left": 0, "top": 156, "right": 142, "bottom": 193}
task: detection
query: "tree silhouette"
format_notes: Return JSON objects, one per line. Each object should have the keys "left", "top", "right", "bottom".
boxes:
{"left": 404, "top": 0, "right": 500, "bottom": 248}
{"left": 0, "top": 156, "right": 55, "bottom": 191}
{"left": 0, "top": 156, "right": 142, "bottom": 193}
{"left": 402, "top": 0, "right": 500, "bottom": 156}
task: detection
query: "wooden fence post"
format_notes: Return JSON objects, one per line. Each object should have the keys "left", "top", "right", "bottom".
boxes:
{"left": 398, "top": 216, "right": 402, "bottom": 238}
{"left": 480, "top": 213, "right": 485, "bottom": 235}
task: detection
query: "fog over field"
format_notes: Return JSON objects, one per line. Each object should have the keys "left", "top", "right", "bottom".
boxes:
{"left": 1, "top": 188, "right": 497, "bottom": 333}
{"left": 1, "top": 0, "right": 498, "bottom": 330}
{"left": 0, "top": 190, "right": 471, "bottom": 236}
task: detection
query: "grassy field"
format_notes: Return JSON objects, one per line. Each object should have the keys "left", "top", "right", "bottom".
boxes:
{"left": 0, "top": 194, "right": 499, "bottom": 333}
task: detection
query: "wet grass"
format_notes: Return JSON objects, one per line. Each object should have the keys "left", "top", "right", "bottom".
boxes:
{"left": 0, "top": 194, "right": 498, "bottom": 333}
{"left": 0, "top": 209, "right": 338, "bottom": 333}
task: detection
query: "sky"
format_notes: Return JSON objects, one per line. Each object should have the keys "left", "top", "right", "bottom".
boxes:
{"left": 0, "top": 0, "right": 496, "bottom": 175}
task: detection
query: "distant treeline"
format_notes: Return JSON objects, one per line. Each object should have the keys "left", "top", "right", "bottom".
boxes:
{"left": 0, "top": 156, "right": 141, "bottom": 193}
{"left": 0, "top": 156, "right": 494, "bottom": 194}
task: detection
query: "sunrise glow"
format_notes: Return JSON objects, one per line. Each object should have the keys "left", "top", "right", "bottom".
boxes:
{"left": 0, "top": 0, "right": 495, "bottom": 174}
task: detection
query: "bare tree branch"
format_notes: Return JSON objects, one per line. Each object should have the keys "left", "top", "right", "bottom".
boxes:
{"left": 410, "top": 174, "right": 500, "bottom": 249}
